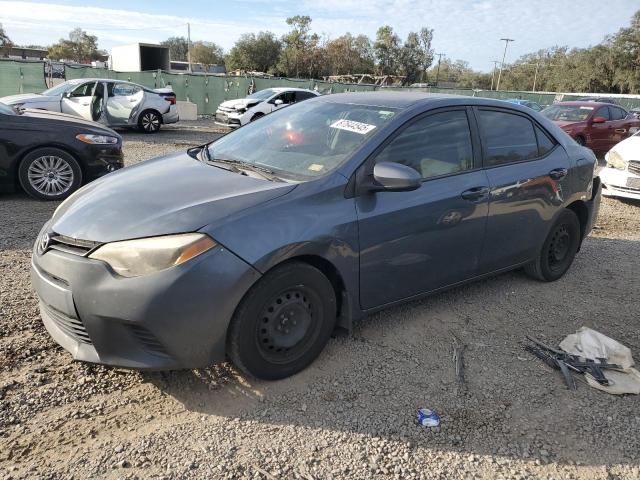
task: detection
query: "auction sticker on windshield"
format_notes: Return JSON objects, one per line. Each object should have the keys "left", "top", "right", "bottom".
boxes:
{"left": 330, "top": 119, "right": 377, "bottom": 135}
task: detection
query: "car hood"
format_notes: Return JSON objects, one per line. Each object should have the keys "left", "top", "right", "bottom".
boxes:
{"left": 21, "top": 108, "right": 119, "bottom": 132}
{"left": 609, "top": 134, "right": 640, "bottom": 159}
{"left": 50, "top": 152, "right": 296, "bottom": 243}
{"left": 0, "top": 93, "right": 53, "bottom": 105}
{"left": 219, "top": 98, "right": 261, "bottom": 109}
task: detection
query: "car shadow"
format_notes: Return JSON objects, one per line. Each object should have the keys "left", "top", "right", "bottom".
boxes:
{"left": 145, "top": 235, "right": 640, "bottom": 468}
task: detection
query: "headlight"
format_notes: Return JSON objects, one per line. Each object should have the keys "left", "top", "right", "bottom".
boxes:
{"left": 89, "top": 233, "right": 216, "bottom": 277}
{"left": 76, "top": 134, "right": 119, "bottom": 145}
{"left": 605, "top": 150, "right": 628, "bottom": 171}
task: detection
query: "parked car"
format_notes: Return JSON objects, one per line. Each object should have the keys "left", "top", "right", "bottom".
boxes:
{"left": 32, "top": 93, "right": 600, "bottom": 379}
{"left": 0, "top": 101, "right": 123, "bottom": 200}
{"left": 0, "top": 79, "right": 178, "bottom": 133}
{"left": 601, "top": 130, "right": 640, "bottom": 200}
{"left": 215, "top": 87, "right": 319, "bottom": 128}
{"left": 577, "top": 96, "right": 621, "bottom": 105}
{"left": 629, "top": 107, "right": 640, "bottom": 120}
{"left": 541, "top": 101, "right": 640, "bottom": 155}
{"left": 505, "top": 99, "right": 543, "bottom": 111}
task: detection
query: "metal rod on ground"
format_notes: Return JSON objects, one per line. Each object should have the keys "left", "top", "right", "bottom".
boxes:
{"left": 490, "top": 60, "right": 500, "bottom": 91}
{"left": 496, "top": 38, "right": 514, "bottom": 91}
{"left": 434, "top": 53, "right": 445, "bottom": 87}
{"left": 451, "top": 332, "right": 466, "bottom": 394}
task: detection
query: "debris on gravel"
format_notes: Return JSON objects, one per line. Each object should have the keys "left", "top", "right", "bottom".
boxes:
{"left": 1, "top": 121, "right": 639, "bottom": 479}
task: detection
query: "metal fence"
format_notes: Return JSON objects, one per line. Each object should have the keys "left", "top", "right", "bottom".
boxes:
{"left": 2, "top": 59, "right": 640, "bottom": 113}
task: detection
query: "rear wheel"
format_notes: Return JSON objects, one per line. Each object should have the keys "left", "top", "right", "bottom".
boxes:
{"left": 226, "top": 262, "right": 336, "bottom": 380}
{"left": 525, "top": 209, "right": 581, "bottom": 282}
{"left": 18, "top": 148, "right": 82, "bottom": 201}
{"left": 138, "top": 110, "right": 162, "bottom": 133}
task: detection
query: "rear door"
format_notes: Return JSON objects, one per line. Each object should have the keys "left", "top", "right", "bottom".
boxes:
{"left": 106, "top": 83, "right": 144, "bottom": 126}
{"left": 476, "top": 107, "right": 571, "bottom": 273}
{"left": 61, "top": 81, "right": 96, "bottom": 120}
{"left": 609, "top": 106, "right": 635, "bottom": 144}
{"left": 356, "top": 108, "right": 490, "bottom": 309}
{"left": 589, "top": 106, "right": 612, "bottom": 151}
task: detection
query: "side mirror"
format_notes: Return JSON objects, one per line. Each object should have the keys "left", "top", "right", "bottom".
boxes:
{"left": 592, "top": 116, "right": 607, "bottom": 124}
{"left": 274, "top": 99, "right": 284, "bottom": 106}
{"left": 371, "top": 162, "right": 422, "bottom": 192}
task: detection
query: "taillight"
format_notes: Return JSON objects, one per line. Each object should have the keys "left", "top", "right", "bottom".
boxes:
{"left": 164, "top": 96, "right": 176, "bottom": 105}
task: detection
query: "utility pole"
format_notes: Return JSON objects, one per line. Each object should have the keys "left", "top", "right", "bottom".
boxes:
{"left": 434, "top": 53, "right": 445, "bottom": 87}
{"left": 187, "top": 22, "right": 192, "bottom": 73}
{"left": 490, "top": 60, "right": 501, "bottom": 91}
{"left": 496, "top": 38, "right": 514, "bottom": 91}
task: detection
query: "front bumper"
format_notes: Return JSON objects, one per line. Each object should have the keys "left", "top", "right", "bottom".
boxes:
{"left": 214, "top": 110, "right": 245, "bottom": 128}
{"left": 600, "top": 166, "right": 640, "bottom": 200}
{"left": 31, "top": 238, "right": 260, "bottom": 369}
{"left": 83, "top": 143, "right": 124, "bottom": 181}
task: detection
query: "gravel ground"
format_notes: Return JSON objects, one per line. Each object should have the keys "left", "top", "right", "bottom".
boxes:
{"left": 1, "top": 122, "right": 640, "bottom": 479}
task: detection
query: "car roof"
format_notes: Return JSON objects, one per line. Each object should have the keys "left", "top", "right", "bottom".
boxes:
{"left": 552, "top": 101, "right": 615, "bottom": 108}
{"left": 268, "top": 87, "right": 317, "bottom": 93}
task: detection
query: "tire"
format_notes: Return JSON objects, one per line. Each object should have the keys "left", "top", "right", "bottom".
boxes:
{"left": 18, "top": 148, "right": 82, "bottom": 201}
{"left": 575, "top": 136, "right": 585, "bottom": 146}
{"left": 250, "top": 112, "right": 265, "bottom": 122}
{"left": 227, "top": 262, "right": 337, "bottom": 380}
{"left": 138, "top": 110, "right": 162, "bottom": 133}
{"left": 525, "top": 209, "right": 581, "bottom": 282}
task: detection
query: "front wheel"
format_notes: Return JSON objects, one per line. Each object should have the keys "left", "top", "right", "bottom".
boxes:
{"left": 226, "top": 262, "right": 336, "bottom": 380}
{"left": 18, "top": 148, "right": 82, "bottom": 201}
{"left": 575, "top": 136, "right": 585, "bottom": 146}
{"left": 138, "top": 110, "right": 162, "bottom": 133}
{"left": 525, "top": 209, "right": 581, "bottom": 282}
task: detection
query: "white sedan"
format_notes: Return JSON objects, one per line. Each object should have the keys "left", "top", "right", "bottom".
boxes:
{"left": 0, "top": 79, "right": 178, "bottom": 133}
{"left": 601, "top": 130, "right": 640, "bottom": 200}
{"left": 215, "top": 87, "right": 319, "bottom": 128}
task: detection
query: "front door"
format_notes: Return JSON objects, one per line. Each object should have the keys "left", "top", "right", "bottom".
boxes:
{"left": 589, "top": 106, "right": 613, "bottom": 152}
{"left": 61, "top": 81, "right": 96, "bottom": 120}
{"left": 474, "top": 108, "right": 572, "bottom": 273}
{"left": 357, "top": 108, "right": 489, "bottom": 310}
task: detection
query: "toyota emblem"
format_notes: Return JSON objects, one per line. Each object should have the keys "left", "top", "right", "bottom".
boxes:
{"left": 37, "top": 232, "right": 50, "bottom": 255}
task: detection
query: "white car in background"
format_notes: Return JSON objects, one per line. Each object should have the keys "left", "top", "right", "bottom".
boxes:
{"left": 601, "top": 130, "right": 640, "bottom": 200}
{"left": 0, "top": 79, "right": 178, "bottom": 133}
{"left": 215, "top": 87, "right": 319, "bottom": 128}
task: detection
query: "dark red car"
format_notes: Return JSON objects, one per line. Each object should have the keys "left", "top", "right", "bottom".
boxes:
{"left": 541, "top": 101, "right": 640, "bottom": 155}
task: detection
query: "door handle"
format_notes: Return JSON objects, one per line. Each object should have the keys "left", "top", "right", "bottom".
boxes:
{"left": 461, "top": 186, "right": 490, "bottom": 201}
{"left": 549, "top": 168, "right": 568, "bottom": 180}
{"left": 615, "top": 128, "right": 626, "bottom": 134}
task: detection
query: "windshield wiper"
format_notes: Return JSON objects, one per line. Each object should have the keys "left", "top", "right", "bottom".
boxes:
{"left": 206, "top": 152, "right": 282, "bottom": 182}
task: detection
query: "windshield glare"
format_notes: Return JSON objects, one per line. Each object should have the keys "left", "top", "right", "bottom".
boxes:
{"left": 42, "top": 82, "right": 74, "bottom": 96}
{"left": 247, "top": 89, "right": 278, "bottom": 101}
{"left": 208, "top": 101, "right": 397, "bottom": 180}
{"left": 542, "top": 105, "right": 592, "bottom": 122}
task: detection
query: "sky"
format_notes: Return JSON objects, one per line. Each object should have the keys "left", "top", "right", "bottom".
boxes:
{"left": 1, "top": 0, "right": 638, "bottom": 71}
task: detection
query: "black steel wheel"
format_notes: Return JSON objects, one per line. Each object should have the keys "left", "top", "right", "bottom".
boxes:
{"left": 138, "top": 110, "right": 162, "bottom": 133}
{"left": 227, "top": 262, "right": 336, "bottom": 380}
{"left": 525, "top": 209, "right": 580, "bottom": 282}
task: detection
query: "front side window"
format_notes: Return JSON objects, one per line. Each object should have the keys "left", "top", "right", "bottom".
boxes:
{"left": 296, "top": 91, "right": 317, "bottom": 101}
{"left": 609, "top": 107, "right": 626, "bottom": 121}
{"left": 69, "top": 82, "right": 95, "bottom": 97}
{"left": 542, "top": 105, "right": 593, "bottom": 122}
{"left": 374, "top": 110, "right": 474, "bottom": 179}
{"left": 477, "top": 110, "right": 539, "bottom": 166}
{"left": 594, "top": 107, "right": 611, "bottom": 121}
{"left": 274, "top": 92, "right": 295, "bottom": 105}
{"left": 208, "top": 101, "right": 397, "bottom": 180}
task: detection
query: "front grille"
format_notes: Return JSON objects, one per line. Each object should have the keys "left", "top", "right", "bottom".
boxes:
{"left": 42, "top": 302, "right": 92, "bottom": 344}
{"left": 129, "top": 325, "right": 169, "bottom": 357}
{"left": 628, "top": 161, "right": 640, "bottom": 176}
{"left": 48, "top": 234, "right": 100, "bottom": 256}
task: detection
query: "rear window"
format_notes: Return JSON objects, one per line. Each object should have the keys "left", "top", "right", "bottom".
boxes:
{"left": 477, "top": 110, "right": 539, "bottom": 166}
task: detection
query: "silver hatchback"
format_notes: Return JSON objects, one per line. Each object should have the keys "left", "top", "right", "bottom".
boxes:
{"left": 0, "top": 79, "right": 179, "bottom": 133}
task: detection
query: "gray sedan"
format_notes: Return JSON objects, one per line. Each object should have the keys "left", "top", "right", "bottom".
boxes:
{"left": 1, "top": 79, "right": 178, "bottom": 133}
{"left": 31, "top": 93, "right": 600, "bottom": 380}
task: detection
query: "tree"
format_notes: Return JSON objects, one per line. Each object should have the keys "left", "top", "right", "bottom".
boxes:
{"left": 373, "top": 26, "right": 400, "bottom": 75}
{"left": 226, "top": 32, "right": 281, "bottom": 73}
{"left": 324, "top": 33, "right": 375, "bottom": 75}
{"left": 160, "top": 36, "right": 189, "bottom": 62}
{"left": 190, "top": 41, "right": 225, "bottom": 68}
{"left": 48, "top": 28, "right": 104, "bottom": 63}
{"left": 0, "top": 23, "right": 13, "bottom": 57}
{"left": 278, "top": 15, "right": 313, "bottom": 77}
{"left": 610, "top": 10, "right": 640, "bottom": 93}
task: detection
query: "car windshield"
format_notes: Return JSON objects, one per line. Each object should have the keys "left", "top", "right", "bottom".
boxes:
{"left": 0, "top": 102, "right": 16, "bottom": 115}
{"left": 207, "top": 100, "right": 398, "bottom": 180}
{"left": 542, "top": 105, "right": 593, "bottom": 122}
{"left": 41, "top": 82, "right": 74, "bottom": 96}
{"left": 246, "top": 89, "right": 279, "bottom": 101}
